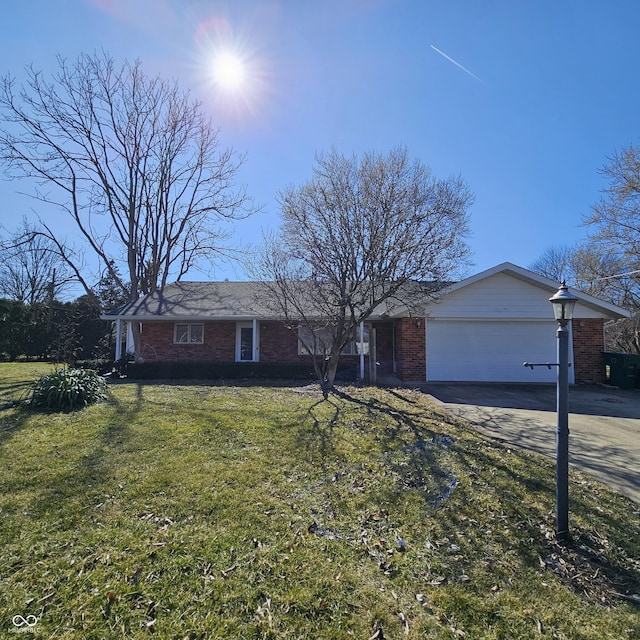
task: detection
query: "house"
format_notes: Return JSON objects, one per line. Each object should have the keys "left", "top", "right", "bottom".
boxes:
{"left": 103, "top": 262, "right": 630, "bottom": 384}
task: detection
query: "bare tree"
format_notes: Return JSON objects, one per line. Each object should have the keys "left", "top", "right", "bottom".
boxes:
{"left": 253, "top": 147, "right": 473, "bottom": 397}
{"left": 531, "top": 147, "right": 640, "bottom": 354}
{"left": 529, "top": 246, "right": 576, "bottom": 283}
{"left": 0, "top": 218, "right": 73, "bottom": 304}
{"left": 0, "top": 53, "right": 252, "bottom": 358}
{"left": 587, "top": 145, "right": 640, "bottom": 265}
{"left": 529, "top": 243, "right": 638, "bottom": 306}
{"left": 581, "top": 145, "right": 640, "bottom": 353}
{"left": 584, "top": 146, "right": 640, "bottom": 299}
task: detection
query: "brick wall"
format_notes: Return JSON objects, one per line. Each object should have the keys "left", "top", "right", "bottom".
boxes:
{"left": 395, "top": 317, "right": 426, "bottom": 382}
{"left": 140, "top": 320, "right": 361, "bottom": 370}
{"left": 572, "top": 317, "right": 605, "bottom": 384}
{"left": 141, "top": 321, "right": 292, "bottom": 363}
{"left": 258, "top": 321, "right": 361, "bottom": 371}
{"left": 140, "top": 321, "right": 236, "bottom": 362}
{"left": 258, "top": 321, "right": 302, "bottom": 363}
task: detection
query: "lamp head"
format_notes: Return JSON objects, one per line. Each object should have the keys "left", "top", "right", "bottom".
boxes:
{"left": 549, "top": 281, "right": 578, "bottom": 325}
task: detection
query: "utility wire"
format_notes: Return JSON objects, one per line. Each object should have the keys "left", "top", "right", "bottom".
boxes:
{"left": 591, "top": 269, "right": 640, "bottom": 282}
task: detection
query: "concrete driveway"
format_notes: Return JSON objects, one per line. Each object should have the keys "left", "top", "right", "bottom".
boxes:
{"left": 421, "top": 383, "right": 640, "bottom": 504}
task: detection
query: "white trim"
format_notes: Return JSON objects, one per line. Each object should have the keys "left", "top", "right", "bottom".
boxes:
{"left": 424, "top": 318, "right": 428, "bottom": 382}
{"left": 253, "top": 319, "right": 258, "bottom": 361}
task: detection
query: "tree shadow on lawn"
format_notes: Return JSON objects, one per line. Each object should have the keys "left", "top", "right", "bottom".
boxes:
{"left": 427, "top": 406, "right": 640, "bottom": 607}
{"left": 299, "top": 397, "right": 341, "bottom": 461}
{"left": 12, "top": 385, "right": 149, "bottom": 527}
{"left": 278, "top": 388, "right": 460, "bottom": 541}
{"left": 0, "top": 378, "right": 34, "bottom": 406}
{"left": 0, "top": 404, "right": 37, "bottom": 448}
{"left": 287, "top": 386, "right": 443, "bottom": 469}
{"left": 298, "top": 387, "right": 640, "bottom": 608}
{"left": 0, "top": 377, "right": 44, "bottom": 447}
{"left": 330, "top": 386, "right": 447, "bottom": 455}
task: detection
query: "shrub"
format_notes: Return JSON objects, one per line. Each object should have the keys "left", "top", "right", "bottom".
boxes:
{"left": 30, "top": 368, "right": 108, "bottom": 411}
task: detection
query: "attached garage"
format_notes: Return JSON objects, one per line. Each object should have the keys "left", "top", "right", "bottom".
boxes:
{"left": 419, "top": 263, "right": 629, "bottom": 385}
{"left": 426, "top": 319, "right": 571, "bottom": 383}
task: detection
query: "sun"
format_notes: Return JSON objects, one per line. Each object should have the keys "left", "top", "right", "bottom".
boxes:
{"left": 192, "top": 29, "right": 271, "bottom": 122}
{"left": 212, "top": 50, "right": 246, "bottom": 91}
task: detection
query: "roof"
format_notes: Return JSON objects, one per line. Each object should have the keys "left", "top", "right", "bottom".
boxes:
{"left": 439, "top": 262, "right": 631, "bottom": 319}
{"left": 102, "top": 280, "right": 412, "bottom": 321}
{"left": 102, "top": 281, "right": 273, "bottom": 321}
{"left": 102, "top": 263, "right": 632, "bottom": 322}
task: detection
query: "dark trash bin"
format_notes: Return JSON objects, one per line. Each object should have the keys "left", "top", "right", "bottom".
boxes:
{"left": 603, "top": 352, "right": 640, "bottom": 389}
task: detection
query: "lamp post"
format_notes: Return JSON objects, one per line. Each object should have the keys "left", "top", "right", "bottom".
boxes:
{"left": 549, "top": 282, "right": 578, "bottom": 539}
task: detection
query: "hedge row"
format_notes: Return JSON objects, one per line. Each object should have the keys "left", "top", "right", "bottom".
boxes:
{"left": 125, "top": 361, "right": 358, "bottom": 381}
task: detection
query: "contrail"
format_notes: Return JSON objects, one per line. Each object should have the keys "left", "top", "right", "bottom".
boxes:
{"left": 431, "top": 45, "right": 482, "bottom": 82}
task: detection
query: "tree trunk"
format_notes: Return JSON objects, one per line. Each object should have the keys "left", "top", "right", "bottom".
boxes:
{"left": 321, "top": 356, "right": 341, "bottom": 399}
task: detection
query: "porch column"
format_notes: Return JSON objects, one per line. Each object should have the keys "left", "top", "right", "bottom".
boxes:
{"left": 252, "top": 318, "right": 259, "bottom": 361}
{"left": 115, "top": 319, "right": 123, "bottom": 361}
{"left": 359, "top": 321, "right": 365, "bottom": 380}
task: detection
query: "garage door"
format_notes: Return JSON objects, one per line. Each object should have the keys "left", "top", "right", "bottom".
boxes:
{"left": 426, "top": 320, "right": 573, "bottom": 383}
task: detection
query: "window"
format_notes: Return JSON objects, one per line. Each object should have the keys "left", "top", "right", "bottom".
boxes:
{"left": 298, "top": 324, "right": 369, "bottom": 356}
{"left": 298, "top": 325, "right": 332, "bottom": 356}
{"left": 174, "top": 323, "right": 204, "bottom": 344}
{"left": 343, "top": 324, "right": 370, "bottom": 355}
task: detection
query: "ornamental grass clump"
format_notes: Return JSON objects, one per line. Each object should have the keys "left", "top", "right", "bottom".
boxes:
{"left": 30, "top": 368, "right": 107, "bottom": 411}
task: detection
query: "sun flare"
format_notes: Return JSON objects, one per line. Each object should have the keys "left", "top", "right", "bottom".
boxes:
{"left": 194, "top": 25, "right": 271, "bottom": 122}
{"left": 212, "top": 50, "right": 246, "bottom": 91}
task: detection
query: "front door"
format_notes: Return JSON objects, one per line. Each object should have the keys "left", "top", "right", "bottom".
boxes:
{"left": 236, "top": 322, "right": 257, "bottom": 362}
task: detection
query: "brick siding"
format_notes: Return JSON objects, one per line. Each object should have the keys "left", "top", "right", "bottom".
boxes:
{"left": 258, "top": 321, "right": 361, "bottom": 370}
{"left": 140, "top": 320, "right": 361, "bottom": 370}
{"left": 258, "top": 322, "right": 302, "bottom": 363}
{"left": 395, "top": 317, "right": 426, "bottom": 382}
{"left": 140, "top": 321, "right": 236, "bottom": 361}
{"left": 572, "top": 317, "right": 605, "bottom": 384}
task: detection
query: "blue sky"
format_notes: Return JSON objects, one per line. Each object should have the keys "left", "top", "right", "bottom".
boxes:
{"left": 1, "top": 0, "right": 639, "bottom": 284}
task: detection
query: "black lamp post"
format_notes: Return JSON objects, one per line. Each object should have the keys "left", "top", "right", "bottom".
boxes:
{"left": 549, "top": 282, "right": 578, "bottom": 539}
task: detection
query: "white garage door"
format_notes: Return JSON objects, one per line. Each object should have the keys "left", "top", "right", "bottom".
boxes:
{"left": 426, "top": 320, "right": 573, "bottom": 383}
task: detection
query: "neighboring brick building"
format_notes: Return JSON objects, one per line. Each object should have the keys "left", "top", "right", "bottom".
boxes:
{"left": 104, "top": 263, "right": 630, "bottom": 384}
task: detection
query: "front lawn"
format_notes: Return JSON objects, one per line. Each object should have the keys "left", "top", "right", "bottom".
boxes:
{"left": 1, "top": 365, "right": 638, "bottom": 638}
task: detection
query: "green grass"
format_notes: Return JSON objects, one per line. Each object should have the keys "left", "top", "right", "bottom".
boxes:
{"left": 0, "top": 363, "right": 639, "bottom": 639}
{"left": 0, "top": 362, "right": 53, "bottom": 406}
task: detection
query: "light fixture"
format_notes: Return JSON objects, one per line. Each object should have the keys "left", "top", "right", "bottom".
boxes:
{"left": 549, "top": 282, "right": 578, "bottom": 326}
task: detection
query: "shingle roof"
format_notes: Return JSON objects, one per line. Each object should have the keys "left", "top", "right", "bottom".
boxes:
{"left": 103, "top": 281, "right": 274, "bottom": 321}
{"left": 102, "top": 280, "right": 419, "bottom": 321}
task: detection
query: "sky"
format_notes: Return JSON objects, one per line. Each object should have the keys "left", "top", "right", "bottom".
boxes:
{"left": 1, "top": 0, "right": 639, "bottom": 287}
